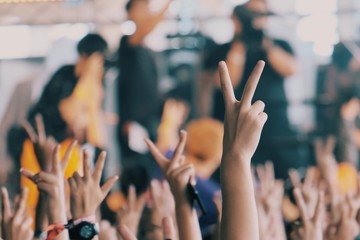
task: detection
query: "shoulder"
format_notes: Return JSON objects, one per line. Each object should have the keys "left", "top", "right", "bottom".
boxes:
{"left": 52, "top": 65, "right": 76, "bottom": 78}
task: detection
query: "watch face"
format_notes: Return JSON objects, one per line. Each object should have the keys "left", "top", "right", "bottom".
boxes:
{"left": 80, "top": 224, "right": 94, "bottom": 238}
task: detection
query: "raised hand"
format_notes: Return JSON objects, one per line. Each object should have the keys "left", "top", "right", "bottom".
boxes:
{"left": 145, "top": 131, "right": 196, "bottom": 203}
{"left": 1, "top": 187, "right": 33, "bottom": 240}
{"left": 21, "top": 141, "right": 76, "bottom": 225}
{"left": 23, "top": 114, "right": 57, "bottom": 171}
{"left": 219, "top": 60, "right": 267, "bottom": 163}
{"left": 289, "top": 168, "right": 319, "bottom": 218}
{"left": 157, "top": 99, "right": 189, "bottom": 152}
{"left": 293, "top": 188, "right": 325, "bottom": 240}
{"left": 116, "top": 185, "right": 147, "bottom": 238}
{"left": 219, "top": 60, "right": 266, "bottom": 240}
{"left": 117, "top": 216, "right": 176, "bottom": 240}
{"left": 149, "top": 179, "right": 176, "bottom": 225}
{"left": 68, "top": 150, "right": 119, "bottom": 219}
{"left": 145, "top": 131, "right": 202, "bottom": 240}
{"left": 314, "top": 136, "right": 338, "bottom": 187}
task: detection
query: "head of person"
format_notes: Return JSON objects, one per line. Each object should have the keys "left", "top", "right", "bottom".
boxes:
{"left": 185, "top": 118, "right": 224, "bottom": 179}
{"left": 231, "top": 4, "right": 263, "bottom": 43}
{"left": 75, "top": 33, "right": 108, "bottom": 77}
{"left": 245, "top": 0, "right": 269, "bottom": 30}
{"left": 125, "top": 0, "right": 150, "bottom": 21}
{"left": 332, "top": 42, "right": 360, "bottom": 72}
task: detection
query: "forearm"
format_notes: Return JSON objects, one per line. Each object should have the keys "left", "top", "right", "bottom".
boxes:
{"left": 266, "top": 47, "right": 297, "bottom": 77}
{"left": 48, "top": 199, "right": 68, "bottom": 225}
{"left": 175, "top": 203, "right": 202, "bottom": 240}
{"left": 129, "top": 1, "right": 170, "bottom": 45}
{"left": 221, "top": 159, "right": 259, "bottom": 240}
{"left": 273, "top": 211, "right": 286, "bottom": 240}
{"left": 86, "top": 109, "right": 106, "bottom": 148}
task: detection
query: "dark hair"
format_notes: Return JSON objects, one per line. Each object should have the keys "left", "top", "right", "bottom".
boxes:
{"left": 332, "top": 42, "right": 353, "bottom": 71}
{"left": 233, "top": 4, "right": 264, "bottom": 46}
{"left": 125, "top": 0, "right": 133, "bottom": 12}
{"left": 76, "top": 33, "right": 108, "bottom": 57}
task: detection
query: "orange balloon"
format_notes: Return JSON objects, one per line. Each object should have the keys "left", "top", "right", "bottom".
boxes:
{"left": 337, "top": 162, "right": 358, "bottom": 193}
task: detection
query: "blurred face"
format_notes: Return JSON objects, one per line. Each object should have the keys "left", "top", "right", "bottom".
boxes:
{"left": 128, "top": 0, "right": 150, "bottom": 21}
{"left": 75, "top": 53, "right": 104, "bottom": 78}
{"left": 246, "top": 0, "right": 268, "bottom": 30}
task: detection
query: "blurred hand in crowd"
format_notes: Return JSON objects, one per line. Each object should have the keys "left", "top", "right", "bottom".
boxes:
{"left": 256, "top": 162, "right": 286, "bottom": 240}
{"left": 68, "top": 150, "right": 118, "bottom": 219}
{"left": 117, "top": 216, "right": 176, "bottom": 240}
{"left": 289, "top": 168, "right": 320, "bottom": 218}
{"left": 293, "top": 188, "right": 325, "bottom": 240}
{"left": 147, "top": 179, "right": 176, "bottom": 239}
{"left": 23, "top": 114, "right": 57, "bottom": 172}
{"left": 116, "top": 185, "right": 147, "bottom": 239}
{"left": 21, "top": 142, "right": 77, "bottom": 239}
{"left": 99, "top": 220, "right": 118, "bottom": 240}
{"left": 146, "top": 130, "right": 202, "bottom": 240}
{"left": 157, "top": 99, "right": 189, "bottom": 152}
{"left": 1, "top": 187, "right": 33, "bottom": 240}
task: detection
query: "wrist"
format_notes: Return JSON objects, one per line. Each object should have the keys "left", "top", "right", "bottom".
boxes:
{"left": 48, "top": 200, "right": 68, "bottom": 224}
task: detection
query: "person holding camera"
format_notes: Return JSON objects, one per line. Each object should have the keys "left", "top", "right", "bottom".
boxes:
{"left": 203, "top": 0, "right": 307, "bottom": 179}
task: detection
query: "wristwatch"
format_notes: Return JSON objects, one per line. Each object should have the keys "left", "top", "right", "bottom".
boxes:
{"left": 68, "top": 221, "right": 99, "bottom": 240}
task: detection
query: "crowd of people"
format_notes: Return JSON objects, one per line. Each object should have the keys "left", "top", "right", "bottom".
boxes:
{"left": 1, "top": 0, "right": 360, "bottom": 239}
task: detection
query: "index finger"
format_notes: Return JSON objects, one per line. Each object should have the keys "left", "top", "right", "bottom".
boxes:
{"left": 240, "top": 60, "right": 265, "bottom": 106}
{"left": 60, "top": 140, "right": 77, "bottom": 171}
{"left": 145, "top": 138, "right": 169, "bottom": 172}
{"left": 293, "top": 188, "right": 310, "bottom": 228}
{"left": 93, "top": 151, "right": 107, "bottom": 184}
{"left": 22, "top": 120, "right": 38, "bottom": 143}
{"left": 219, "top": 61, "right": 236, "bottom": 106}
{"left": 1, "top": 187, "right": 12, "bottom": 220}
{"left": 168, "top": 130, "right": 187, "bottom": 171}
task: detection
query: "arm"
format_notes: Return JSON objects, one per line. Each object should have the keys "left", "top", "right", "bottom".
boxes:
{"left": 218, "top": 61, "right": 267, "bottom": 240}
{"left": 21, "top": 142, "right": 78, "bottom": 240}
{"left": 59, "top": 54, "right": 106, "bottom": 147}
{"left": 1, "top": 188, "right": 34, "bottom": 240}
{"left": 146, "top": 131, "right": 202, "bottom": 240}
{"left": 128, "top": 0, "right": 171, "bottom": 46}
{"left": 264, "top": 39, "right": 297, "bottom": 77}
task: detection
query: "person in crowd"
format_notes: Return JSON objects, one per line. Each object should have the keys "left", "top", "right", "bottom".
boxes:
{"left": 6, "top": 33, "right": 109, "bottom": 237}
{"left": 202, "top": 0, "right": 308, "bottom": 179}
{"left": 317, "top": 41, "right": 360, "bottom": 165}
{"left": 2, "top": 55, "right": 360, "bottom": 240}
{"left": 117, "top": 0, "right": 171, "bottom": 166}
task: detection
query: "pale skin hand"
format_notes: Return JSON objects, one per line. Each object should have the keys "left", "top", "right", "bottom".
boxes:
{"left": 68, "top": 150, "right": 119, "bottom": 219}
{"left": 293, "top": 188, "right": 325, "bottom": 240}
{"left": 116, "top": 185, "right": 147, "bottom": 239}
{"left": 219, "top": 60, "right": 267, "bottom": 240}
{"left": 23, "top": 114, "right": 58, "bottom": 232}
{"left": 157, "top": 99, "right": 189, "bottom": 152}
{"left": 21, "top": 142, "right": 77, "bottom": 240}
{"left": 149, "top": 179, "right": 176, "bottom": 227}
{"left": 289, "top": 168, "right": 319, "bottom": 219}
{"left": 117, "top": 216, "right": 176, "bottom": 240}
{"left": 145, "top": 131, "right": 202, "bottom": 240}
{"left": 1, "top": 187, "right": 33, "bottom": 240}
{"left": 23, "top": 114, "right": 57, "bottom": 172}
{"left": 256, "top": 162, "right": 286, "bottom": 240}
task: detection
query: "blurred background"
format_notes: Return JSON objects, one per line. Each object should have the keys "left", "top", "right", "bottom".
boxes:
{"left": 1, "top": 0, "right": 360, "bottom": 199}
